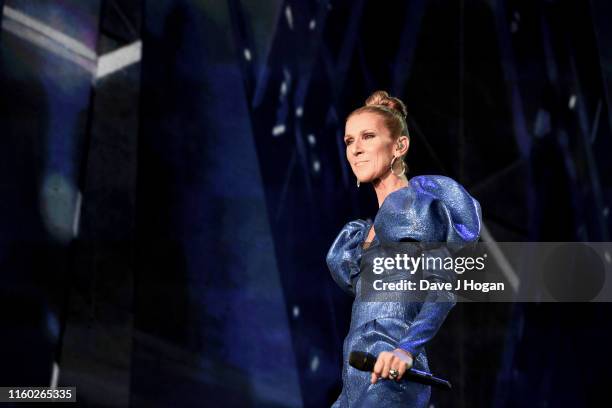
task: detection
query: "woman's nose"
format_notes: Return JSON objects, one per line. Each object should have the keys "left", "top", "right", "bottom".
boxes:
{"left": 350, "top": 139, "right": 363, "bottom": 156}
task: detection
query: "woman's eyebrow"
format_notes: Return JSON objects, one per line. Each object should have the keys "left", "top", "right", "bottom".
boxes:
{"left": 347, "top": 129, "right": 375, "bottom": 136}
{"left": 345, "top": 129, "right": 376, "bottom": 139}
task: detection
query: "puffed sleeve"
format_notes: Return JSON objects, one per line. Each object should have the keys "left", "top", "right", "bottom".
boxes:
{"left": 375, "top": 175, "right": 482, "bottom": 357}
{"left": 375, "top": 175, "right": 481, "bottom": 252}
{"left": 326, "top": 219, "right": 371, "bottom": 296}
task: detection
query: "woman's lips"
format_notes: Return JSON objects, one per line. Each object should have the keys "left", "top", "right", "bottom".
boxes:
{"left": 355, "top": 161, "right": 369, "bottom": 167}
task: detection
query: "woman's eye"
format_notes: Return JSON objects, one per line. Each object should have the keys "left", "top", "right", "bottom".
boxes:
{"left": 345, "top": 140, "right": 353, "bottom": 146}
{"left": 364, "top": 133, "right": 375, "bottom": 139}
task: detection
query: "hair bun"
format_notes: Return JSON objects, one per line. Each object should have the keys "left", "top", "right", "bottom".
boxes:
{"left": 364, "top": 90, "right": 407, "bottom": 118}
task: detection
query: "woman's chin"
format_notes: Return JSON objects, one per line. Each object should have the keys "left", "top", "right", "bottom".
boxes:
{"left": 355, "top": 173, "right": 377, "bottom": 183}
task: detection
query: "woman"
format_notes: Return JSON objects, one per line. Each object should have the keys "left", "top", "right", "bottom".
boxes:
{"left": 327, "top": 91, "right": 482, "bottom": 407}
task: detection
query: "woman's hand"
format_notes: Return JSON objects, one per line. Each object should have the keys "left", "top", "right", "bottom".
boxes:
{"left": 371, "top": 348, "right": 414, "bottom": 384}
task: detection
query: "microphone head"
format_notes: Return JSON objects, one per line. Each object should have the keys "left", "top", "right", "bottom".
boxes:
{"left": 349, "top": 351, "right": 376, "bottom": 372}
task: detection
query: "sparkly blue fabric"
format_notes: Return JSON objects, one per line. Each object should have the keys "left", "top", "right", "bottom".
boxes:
{"left": 327, "top": 175, "right": 482, "bottom": 407}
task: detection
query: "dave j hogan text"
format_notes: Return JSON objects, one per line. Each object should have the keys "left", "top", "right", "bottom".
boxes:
{"left": 372, "top": 279, "right": 505, "bottom": 293}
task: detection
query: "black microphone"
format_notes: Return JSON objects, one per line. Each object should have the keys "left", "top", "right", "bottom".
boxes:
{"left": 348, "top": 351, "right": 452, "bottom": 390}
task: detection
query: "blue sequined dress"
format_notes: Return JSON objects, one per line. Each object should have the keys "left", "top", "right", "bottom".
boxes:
{"left": 327, "top": 175, "right": 482, "bottom": 407}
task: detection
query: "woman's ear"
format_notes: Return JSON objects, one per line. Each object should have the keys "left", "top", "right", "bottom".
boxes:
{"left": 396, "top": 135, "right": 409, "bottom": 155}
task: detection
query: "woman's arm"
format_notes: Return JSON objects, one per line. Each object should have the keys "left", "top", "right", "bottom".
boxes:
{"left": 397, "top": 245, "right": 457, "bottom": 357}
{"left": 371, "top": 245, "right": 457, "bottom": 383}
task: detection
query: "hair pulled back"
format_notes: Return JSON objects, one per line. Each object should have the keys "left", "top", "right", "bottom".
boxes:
{"left": 348, "top": 90, "right": 409, "bottom": 140}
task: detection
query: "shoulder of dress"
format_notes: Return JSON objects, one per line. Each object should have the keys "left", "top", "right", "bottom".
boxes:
{"left": 326, "top": 219, "right": 370, "bottom": 265}
{"left": 376, "top": 174, "right": 482, "bottom": 245}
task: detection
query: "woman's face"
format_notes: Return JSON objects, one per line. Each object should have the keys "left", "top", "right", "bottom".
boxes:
{"left": 344, "top": 111, "right": 397, "bottom": 183}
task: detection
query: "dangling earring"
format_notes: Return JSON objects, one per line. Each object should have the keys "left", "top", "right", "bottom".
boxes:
{"left": 390, "top": 156, "right": 406, "bottom": 177}
{"left": 357, "top": 179, "right": 360, "bottom": 188}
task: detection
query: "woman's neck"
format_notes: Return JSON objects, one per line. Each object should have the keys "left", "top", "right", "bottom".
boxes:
{"left": 372, "top": 173, "right": 409, "bottom": 207}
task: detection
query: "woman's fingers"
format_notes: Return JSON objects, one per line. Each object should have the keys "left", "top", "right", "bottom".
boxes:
{"left": 395, "top": 359, "right": 408, "bottom": 381}
{"left": 391, "top": 349, "right": 414, "bottom": 381}
{"left": 373, "top": 353, "right": 384, "bottom": 376}
{"left": 385, "top": 354, "right": 403, "bottom": 381}
{"left": 372, "top": 352, "right": 390, "bottom": 383}
{"left": 370, "top": 350, "right": 414, "bottom": 383}
{"left": 371, "top": 353, "right": 385, "bottom": 384}
{"left": 371, "top": 352, "right": 393, "bottom": 382}
{"left": 381, "top": 354, "right": 392, "bottom": 379}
